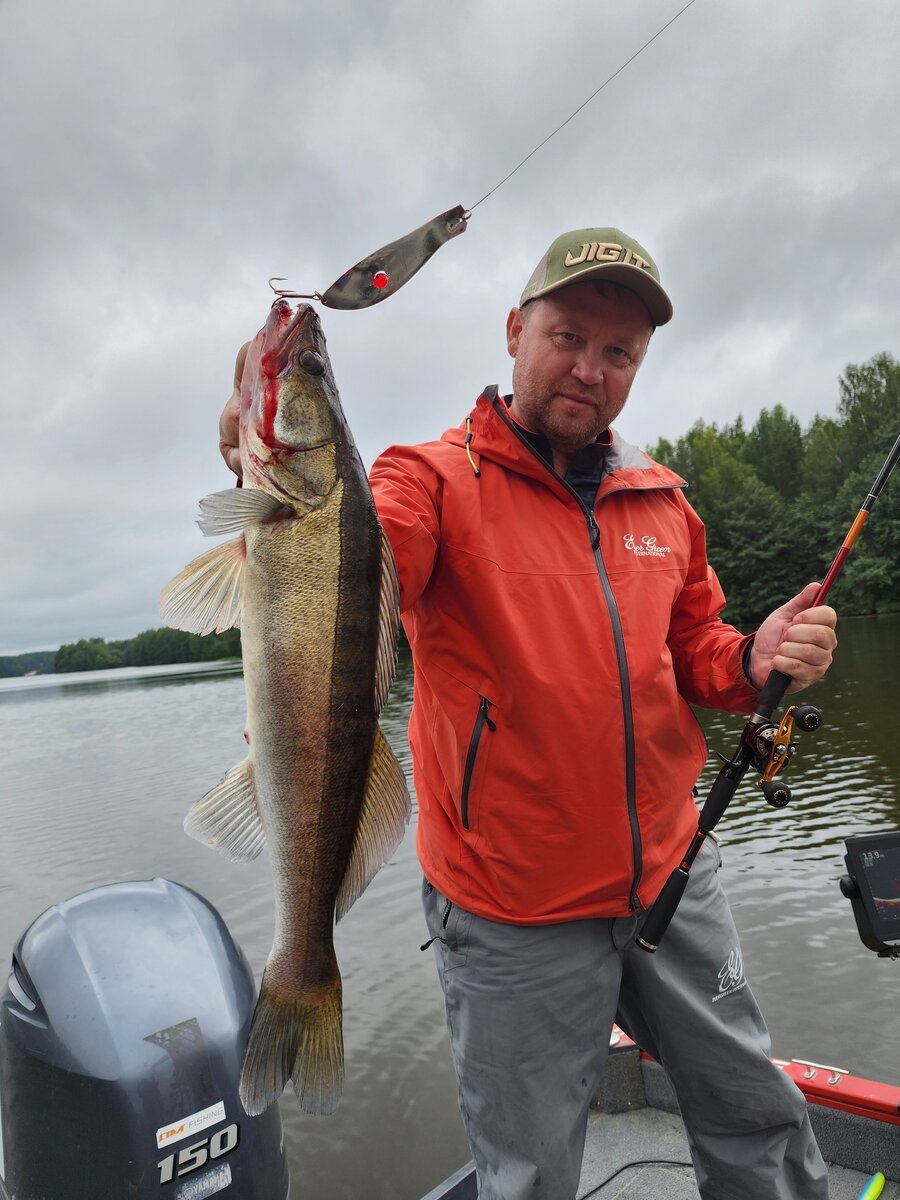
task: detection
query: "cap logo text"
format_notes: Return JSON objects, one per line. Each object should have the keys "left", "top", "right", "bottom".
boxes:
{"left": 564, "top": 242, "right": 651, "bottom": 272}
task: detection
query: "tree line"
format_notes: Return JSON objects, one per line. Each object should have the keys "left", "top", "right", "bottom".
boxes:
{"left": 54, "top": 627, "right": 242, "bottom": 673}
{"left": 0, "top": 650, "right": 56, "bottom": 679}
{"left": 647, "top": 352, "right": 899, "bottom": 624}
{"left": 10, "top": 351, "right": 896, "bottom": 676}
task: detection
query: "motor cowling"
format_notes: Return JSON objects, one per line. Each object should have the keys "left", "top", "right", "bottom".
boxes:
{"left": 0, "top": 878, "right": 289, "bottom": 1200}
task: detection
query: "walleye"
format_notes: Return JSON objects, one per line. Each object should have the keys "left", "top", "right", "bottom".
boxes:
{"left": 159, "top": 301, "right": 410, "bottom": 1116}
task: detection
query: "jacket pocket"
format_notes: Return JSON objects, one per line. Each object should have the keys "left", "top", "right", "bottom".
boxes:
{"left": 421, "top": 881, "right": 471, "bottom": 971}
{"left": 460, "top": 696, "right": 496, "bottom": 830}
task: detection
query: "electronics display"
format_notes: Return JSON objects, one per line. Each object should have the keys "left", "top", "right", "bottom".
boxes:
{"left": 841, "top": 831, "right": 900, "bottom": 957}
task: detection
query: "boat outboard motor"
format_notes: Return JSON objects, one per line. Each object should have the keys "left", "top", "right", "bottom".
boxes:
{"left": 0, "top": 878, "right": 289, "bottom": 1199}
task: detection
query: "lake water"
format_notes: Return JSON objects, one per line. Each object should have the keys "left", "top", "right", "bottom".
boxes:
{"left": 2, "top": 616, "right": 899, "bottom": 1199}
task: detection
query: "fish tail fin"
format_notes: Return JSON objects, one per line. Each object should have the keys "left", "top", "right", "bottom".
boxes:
{"left": 239, "top": 960, "right": 344, "bottom": 1117}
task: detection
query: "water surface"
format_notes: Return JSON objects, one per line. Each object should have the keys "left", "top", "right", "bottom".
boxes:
{"left": 2, "top": 618, "right": 899, "bottom": 1198}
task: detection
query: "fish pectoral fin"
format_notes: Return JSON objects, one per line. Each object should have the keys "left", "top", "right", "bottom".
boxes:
{"left": 374, "top": 530, "right": 401, "bottom": 713}
{"left": 183, "top": 757, "right": 266, "bottom": 861}
{"left": 335, "top": 726, "right": 412, "bottom": 922}
{"left": 197, "top": 486, "right": 289, "bottom": 536}
{"left": 158, "top": 537, "right": 246, "bottom": 634}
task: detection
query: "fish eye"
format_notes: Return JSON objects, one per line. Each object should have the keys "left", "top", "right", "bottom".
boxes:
{"left": 299, "top": 349, "right": 326, "bottom": 376}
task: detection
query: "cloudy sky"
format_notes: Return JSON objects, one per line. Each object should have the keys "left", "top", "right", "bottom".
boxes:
{"left": 2, "top": 0, "right": 898, "bottom": 655}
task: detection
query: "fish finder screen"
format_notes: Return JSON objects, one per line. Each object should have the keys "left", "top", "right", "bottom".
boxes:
{"left": 845, "top": 830, "right": 900, "bottom": 948}
{"left": 858, "top": 844, "right": 900, "bottom": 928}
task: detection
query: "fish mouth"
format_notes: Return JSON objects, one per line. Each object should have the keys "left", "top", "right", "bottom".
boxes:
{"left": 261, "top": 301, "right": 327, "bottom": 379}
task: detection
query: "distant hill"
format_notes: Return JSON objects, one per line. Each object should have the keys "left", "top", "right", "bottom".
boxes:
{"left": 0, "top": 650, "right": 57, "bottom": 678}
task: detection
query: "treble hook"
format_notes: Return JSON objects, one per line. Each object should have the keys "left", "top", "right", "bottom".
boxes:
{"left": 267, "top": 277, "right": 323, "bottom": 302}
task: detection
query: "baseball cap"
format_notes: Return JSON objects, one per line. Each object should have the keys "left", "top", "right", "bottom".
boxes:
{"left": 519, "top": 227, "right": 673, "bottom": 326}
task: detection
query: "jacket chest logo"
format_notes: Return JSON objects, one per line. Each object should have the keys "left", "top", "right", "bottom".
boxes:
{"left": 622, "top": 533, "right": 671, "bottom": 558}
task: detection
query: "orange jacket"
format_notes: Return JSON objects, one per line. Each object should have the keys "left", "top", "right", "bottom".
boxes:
{"left": 369, "top": 390, "right": 759, "bottom": 924}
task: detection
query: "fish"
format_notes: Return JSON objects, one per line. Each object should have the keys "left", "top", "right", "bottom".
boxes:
{"left": 158, "top": 300, "right": 411, "bottom": 1116}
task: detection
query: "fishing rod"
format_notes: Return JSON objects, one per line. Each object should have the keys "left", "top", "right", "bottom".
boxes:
{"left": 636, "top": 431, "right": 900, "bottom": 953}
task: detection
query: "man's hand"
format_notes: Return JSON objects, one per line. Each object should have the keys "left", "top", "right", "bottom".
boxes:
{"left": 219, "top": 341, "right": 250, "bottom": 479}
{"left": 748, "top": 583, "right": 837, "bottom": 694}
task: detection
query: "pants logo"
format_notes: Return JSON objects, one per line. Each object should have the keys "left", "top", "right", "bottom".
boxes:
{"left": 712, "top": 948, "right": 747, "bottom": 1002}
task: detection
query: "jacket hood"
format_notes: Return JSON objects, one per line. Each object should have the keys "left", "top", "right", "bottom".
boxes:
{"left": 440, "top": 388, "right": 685, "bottom": 494}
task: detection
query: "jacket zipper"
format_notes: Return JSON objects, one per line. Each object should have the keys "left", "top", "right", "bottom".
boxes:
{"left": 461, "top": 696, "right": 496, "bottom": 830}
{"left": 583, "top": 506, "right": 642, "bottom": 910}
{"left": 583, "top": 479, "right": 688, "bottom": 905}
{"left": 496, "top": 408, "right": 650, "bottom": 909}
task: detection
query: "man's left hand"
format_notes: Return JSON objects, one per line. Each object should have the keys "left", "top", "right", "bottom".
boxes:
{"left": 219, "top": 342, "right": 250, "bottom": 480}
{"left": 748, "top": 583, "right": 837, "bottom": 694}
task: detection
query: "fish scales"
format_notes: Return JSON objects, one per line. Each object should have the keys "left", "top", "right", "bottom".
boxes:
{"left": 243, "top": 473, "right": 379, "bottom": 989}
{"left": 159, "top": 301, "right": 410, "bottom": 1117}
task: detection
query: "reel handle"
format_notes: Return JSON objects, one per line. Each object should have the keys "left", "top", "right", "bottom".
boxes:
{"left": 761, "top": 779, "right": 791, "bottom": 808}
{"left": 791, "top": 704, "right": 822, "bottom": 732}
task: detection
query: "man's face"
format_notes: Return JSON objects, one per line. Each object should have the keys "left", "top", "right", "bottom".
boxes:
{"left": 506, "top": 281, "right": 653, "bottom": 460}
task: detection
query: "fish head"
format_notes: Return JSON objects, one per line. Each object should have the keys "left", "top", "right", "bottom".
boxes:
{"left": 240, "top": 301, "right": 350, "bottom": 505}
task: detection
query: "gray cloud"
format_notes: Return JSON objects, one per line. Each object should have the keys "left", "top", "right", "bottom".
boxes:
{"left": 2, "top": 0, "right": 898, "bottom": 653}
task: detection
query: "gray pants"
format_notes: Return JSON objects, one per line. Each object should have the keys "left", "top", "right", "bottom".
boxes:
{"left": 423, "top": 838, "right": 828, "bottom": 1200}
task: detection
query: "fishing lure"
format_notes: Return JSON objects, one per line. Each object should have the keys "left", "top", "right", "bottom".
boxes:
{"left": 270, "top": 206, "right": 469, "bottom": 310}
{"left": 857, "top": 1171, "right": 885, "bottom": 1200}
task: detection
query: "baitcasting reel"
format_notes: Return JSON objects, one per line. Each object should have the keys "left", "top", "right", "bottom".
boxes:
{"left": 744, "top": 703, "right": 823, "bottom": 808}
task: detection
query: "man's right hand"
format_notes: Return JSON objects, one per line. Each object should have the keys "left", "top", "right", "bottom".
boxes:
{"left": 219, "top": 341, "right": 251, "bottom": 479}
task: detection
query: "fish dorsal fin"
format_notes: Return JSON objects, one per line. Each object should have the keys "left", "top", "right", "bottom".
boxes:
{"left": 158, "top": 537, "right": 246, "bottom": 634}
{"left": 335, "top": 726, "right": 411, "bottom": 922}
{"left": 374, "top": 530, "right": 401, "bottom": 713}
{"left": 197, "top": 487, "right": 288, "bottom": 536}
{"left": 183, "top": 757, "right": 267, "bottom": 861}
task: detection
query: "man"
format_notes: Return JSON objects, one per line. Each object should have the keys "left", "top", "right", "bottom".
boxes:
{"left": 220, "top": 227, "right": 837, "bottom": 1199}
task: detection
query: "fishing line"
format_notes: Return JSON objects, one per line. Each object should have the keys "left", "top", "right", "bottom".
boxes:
{"left": 468, "top": 0, "right": 701, "bottom": 212}
{"left": 578, "top": 1157, "right": 694, "bottom": 1196}
{"left": 275, "top": 0, "right": 701, "bottom": 309}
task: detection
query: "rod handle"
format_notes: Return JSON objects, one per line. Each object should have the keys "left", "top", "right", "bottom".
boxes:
{"left": 636, "top": 867, "right": 690, "bottom": 952}
{"left": 754, "top": 667, "right": 792, "bottom": 719}
{"left": 697, "top": 760, "right": 747, "bottom": 832}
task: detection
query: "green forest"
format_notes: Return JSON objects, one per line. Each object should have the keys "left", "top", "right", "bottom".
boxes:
{"left": 0, "top": 650, "right": 57, "bottom": 679}
{"left": 52, "top": 627, "right": 242, "bottom": 674}
{"left": 2, "top": 351, "right": 896, "bottom": 677}
{"left": 648, "top": 352, "right": 899, "bottom": 624}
